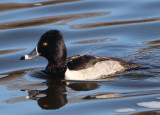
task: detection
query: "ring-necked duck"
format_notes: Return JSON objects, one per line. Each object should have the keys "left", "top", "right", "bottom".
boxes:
{"left": 20, "top": 30, "right": 139, "bottom": 80}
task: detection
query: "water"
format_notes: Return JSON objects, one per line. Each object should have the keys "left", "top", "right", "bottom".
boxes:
{"left": 1, "top": 0, "right": 160, "bottom": 114}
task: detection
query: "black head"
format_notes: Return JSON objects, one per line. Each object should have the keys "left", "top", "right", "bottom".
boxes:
{"left": 37, "top": 30, "right": 67, "bottom": 66}
{"left": 20, "top": 30, "right": 67, "bottom": 68}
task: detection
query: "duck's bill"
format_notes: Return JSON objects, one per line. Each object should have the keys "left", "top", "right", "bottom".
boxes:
{"left": 20, "top": 47, "right": 39, "bottom": 60}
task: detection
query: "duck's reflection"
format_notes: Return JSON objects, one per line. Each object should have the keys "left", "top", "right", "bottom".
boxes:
{"left": 22, "top": 80, "right": 99, "bottom": 110}
{"left": 68, "top": 82, "right": 99, "bottom": 91}
{"left": 22, "top": 80, "right": 67, "bottom": 110}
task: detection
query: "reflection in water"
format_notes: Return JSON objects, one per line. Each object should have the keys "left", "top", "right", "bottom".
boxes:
{"left": 71, "top": 38, "right": 116, "bottom": 44}
{"left": 0, "top": 12, "right": 109, "bottom": 30}
{"left": 0, "top": 0, "right": 82, "bottom": 12}
{"left": 83, "top": 90, "right": 160, "bottom": 100}
{"left": 70, "top": 17, "right": 160, "bottom": 29}
{"left": 123, "top": 37, "right": 160, "bottom": 78}
{"left": 143, "top": 39, "right": 160, "bottom": 45}
{"left": 115, "top": 108, "right": 136, "bottom": 113}
{"left": 130, "top": 110, "right": 160, "bottom": 115}
{"left": 140, "top": 38, "right": 160, "bottom": 52}
{"left": 21, "top": 80, "right": 99, "bottom": 110}
{"left": 84, "top": 44, "right": 134, "bottom": 55}
{"left": 0, "top": 68, "right": 44, "bottom": 90}
{"left": 130, "top": 38, "right": 160, "bottom": 68}
{"left": 140, "top": 45, "right": 160, "bottom": 52}
{"left": 22, "top": 80, "right": 67, "bottom": 110}
{"left": 68, "top": 82, "right": 99, "bottom": 91}
{"left": 0, "top": 48, "right": 25, "bottom": 55}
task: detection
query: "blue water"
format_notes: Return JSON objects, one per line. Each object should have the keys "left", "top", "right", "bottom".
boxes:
{"left": 1, "top": 0, "right": 160, "bottom": 114}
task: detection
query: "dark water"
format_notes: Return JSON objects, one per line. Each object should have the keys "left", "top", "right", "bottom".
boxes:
{"left": 1, "top": 0, "right": 160, "bottom": 114}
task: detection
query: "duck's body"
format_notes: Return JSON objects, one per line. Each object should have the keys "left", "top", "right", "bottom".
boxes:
{"left": 65, "top": 55, "right": 138, "bottom": 80}
{"left": 20, "top": 30, "right": 139, "bottom": 80}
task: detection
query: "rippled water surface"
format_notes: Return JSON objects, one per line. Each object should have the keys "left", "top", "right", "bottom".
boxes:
{"left": 1, "top": 0, "right": 160, "bottom": 115}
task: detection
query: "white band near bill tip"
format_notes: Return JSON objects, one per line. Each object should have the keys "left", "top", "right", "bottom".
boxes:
{"left": 24, "top": 55, "right": 29, "bottom": 59}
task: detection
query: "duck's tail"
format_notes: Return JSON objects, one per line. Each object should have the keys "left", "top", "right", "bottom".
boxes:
{"left": 122, "top": 61, "right": 140, "bottom": 70}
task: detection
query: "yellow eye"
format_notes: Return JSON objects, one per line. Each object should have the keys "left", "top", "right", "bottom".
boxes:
{"left": 43, "top": 42, "right": 48, "bottom": 46}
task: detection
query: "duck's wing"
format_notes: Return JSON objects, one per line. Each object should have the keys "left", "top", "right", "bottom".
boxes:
{"left": 67, "top": 55, "right": 99, "bottom": 70}
{"left": 67, "top": 55, "right": 139, "bottom": 70}
{"left": 101, "top": 56, "right": 140, "bottom": 70}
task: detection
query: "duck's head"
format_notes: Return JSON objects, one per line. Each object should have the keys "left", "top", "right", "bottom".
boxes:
{"left": 20, "top": 30, "right": 67, "bottom": 69}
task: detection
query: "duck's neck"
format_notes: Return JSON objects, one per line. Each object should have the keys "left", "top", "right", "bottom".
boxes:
{"left": 45, "top": 62, "right": 67, "bottom": 78}
{"left": 45, "top": 44, "right": 67, "bottom": 78}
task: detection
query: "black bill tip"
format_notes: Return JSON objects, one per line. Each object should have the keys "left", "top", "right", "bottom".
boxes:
{"left": 20, "top": 56, "right": 25, "bottom": 60}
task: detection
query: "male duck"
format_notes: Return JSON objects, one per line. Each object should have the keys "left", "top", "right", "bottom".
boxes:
{"left": 20, "top": 30, "right": 139, "bottom": 80}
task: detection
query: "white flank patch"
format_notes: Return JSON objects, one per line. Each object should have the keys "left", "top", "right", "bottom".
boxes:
{"left": 65, "top": 60, "right": 124, "bottom": 80}
{"left": 137, "top": 101, "right": 160, "bottom": 108}
{"left": 115, "top": 108, "right": 136, "bottom": 113}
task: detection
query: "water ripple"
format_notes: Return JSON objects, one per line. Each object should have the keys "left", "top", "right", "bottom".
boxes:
{"left": 0, "top": 0, "right": 82, "bottom": 12}
{"left": 0, "top": 48, "right": 25, "bottom": 55}
{"left": 0, "top": 12, "right": 109, "bottom": 30}
{"left": 70, "top": 17, "right": 160, "bottom": 29}
{"left": 71, "top": 38, "right": 116, "bottom": 44}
